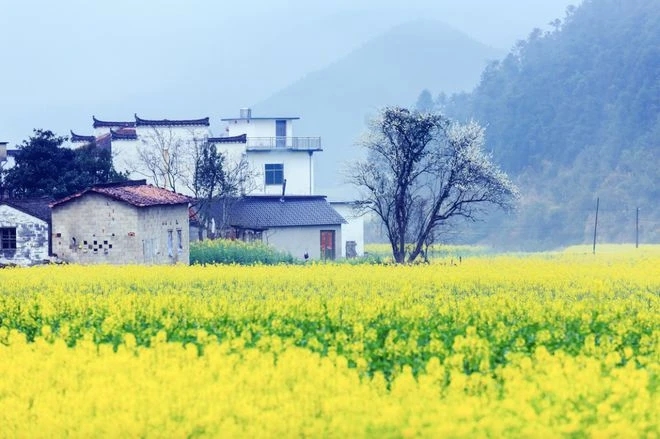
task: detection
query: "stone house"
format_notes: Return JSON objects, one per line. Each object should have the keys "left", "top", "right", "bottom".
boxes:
{"left": 50, "top": 180, "right": 191, "bottom": 265}
{"left": 0, "top": 198, "right": 52, "bottom": 266}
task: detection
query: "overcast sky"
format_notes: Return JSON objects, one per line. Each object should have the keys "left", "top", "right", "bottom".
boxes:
{"left": 0, "top": 0, "right": 580, "bottom": 146}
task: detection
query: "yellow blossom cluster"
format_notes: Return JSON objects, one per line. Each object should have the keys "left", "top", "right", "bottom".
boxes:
{"left": 0, "top": 247, "right": 658, "bottom": 437}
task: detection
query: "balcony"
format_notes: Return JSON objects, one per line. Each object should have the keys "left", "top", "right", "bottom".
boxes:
{"left": 246, "top": 137, "right": 322, "bottom": 151}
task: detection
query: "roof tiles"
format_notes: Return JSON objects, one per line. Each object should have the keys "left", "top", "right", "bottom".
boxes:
{"left": 207, "top": 196, "right": 346, "bottom": 230}
{"left": 51, "top": 180, "right": 191, "bottom": 208}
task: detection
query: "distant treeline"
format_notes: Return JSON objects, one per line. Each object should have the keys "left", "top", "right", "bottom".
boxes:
{"left": 417, "top": 0, "right": 660, "bottom": 250}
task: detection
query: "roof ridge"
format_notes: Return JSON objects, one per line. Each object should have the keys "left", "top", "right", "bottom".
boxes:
{"left": 92, "top": 179, "right": 147, "bottom": 188}
{"left": 93, "top": 116, "right": 136, "bottom": 128}
{"left": 135, "top": 114, "right": 210, "bottom": 127}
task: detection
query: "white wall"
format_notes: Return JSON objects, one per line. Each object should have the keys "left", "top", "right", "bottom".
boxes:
{"left": 246, "top": 150, "right": 314, "bottom": 195}
{"left": 225, "top": 118, "right": 294, "bottom": 138}
{"left": 111, "top": 139, "right": 141, "bottom": 180}
{"left": 264, "top": 225, "right": 342, "bottom": 261}
{"left": 330, "top": 202, "right": 365, "bottom": 258}
{"left": 111, "top": 125, "right": 209, "bottom": 196}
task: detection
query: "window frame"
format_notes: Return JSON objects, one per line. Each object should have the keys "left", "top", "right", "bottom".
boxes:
{"left": 0, "top": 227, "right": 17, "bottom": 250}
{"left": 264, "top": 163, "right": 284, "bottom": 186}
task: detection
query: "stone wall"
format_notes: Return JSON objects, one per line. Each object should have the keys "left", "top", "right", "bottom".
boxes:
{"left": 0, "top": 205, "right": 49, "bottom": 265}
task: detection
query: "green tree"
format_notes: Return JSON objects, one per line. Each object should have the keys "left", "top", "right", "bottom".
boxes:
{"left": 5, "top": 129, "right": 124, "bottom": 199}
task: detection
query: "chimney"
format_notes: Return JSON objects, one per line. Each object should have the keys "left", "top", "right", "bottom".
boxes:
{"left": 240, "top": 108, "right": 252, "bottom": 119}
{"left": 0, "top": 142, "right": 7, "bottom": 162}
{"left": 280, "top": 179, "right": 287, "bottom": 201}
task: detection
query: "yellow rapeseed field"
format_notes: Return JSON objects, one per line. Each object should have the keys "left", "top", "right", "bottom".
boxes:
{"left": 0, "top": 246, "right": 658, "bottom": 437}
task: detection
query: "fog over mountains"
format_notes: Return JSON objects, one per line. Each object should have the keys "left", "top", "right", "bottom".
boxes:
{"left": 255, "top": 19, "right": 504, "bottom": 196}
{"left": 1, "top": 0, "right": 576, "bottom": 149}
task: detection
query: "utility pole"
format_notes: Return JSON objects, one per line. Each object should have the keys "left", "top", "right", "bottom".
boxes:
{"left": 636, "top": 207, "right": 640, "bottom": 248}
{"left": 593, "top": 197, "right": 599, "bottom": 255}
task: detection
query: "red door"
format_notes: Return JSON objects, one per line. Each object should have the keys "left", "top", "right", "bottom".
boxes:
{"left": 320, "top": 230, "right": 335, "bottom": 260}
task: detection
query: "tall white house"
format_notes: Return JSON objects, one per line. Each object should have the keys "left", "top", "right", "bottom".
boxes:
{"left": 215, "top": 108, "right": 321, "bottom": 196}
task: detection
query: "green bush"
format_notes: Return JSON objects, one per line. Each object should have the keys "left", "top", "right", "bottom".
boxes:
{"left": 190, "top": 239, "right": 296, "bottom": 265}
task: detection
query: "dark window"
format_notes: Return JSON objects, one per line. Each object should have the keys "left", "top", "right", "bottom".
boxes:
{"left": 167, "top": 230, "right": 174, "bottom": 257}
{"left": 265, "top": 163, "right": 284, "bottom": 185}
{"left": 0, "top": 228, "right": 17, "bottom": 250}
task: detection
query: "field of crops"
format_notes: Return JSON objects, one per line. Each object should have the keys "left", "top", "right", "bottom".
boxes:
{"left": 1, "top": 247, "right": 658, "bottom": 437}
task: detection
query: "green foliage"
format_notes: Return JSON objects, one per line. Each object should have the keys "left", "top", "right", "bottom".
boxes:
{"left": 4, "top": 129, "right": 125, "bottom": 199}
{"left": 190, "top": 239, "right": 295, "bottom": 265}
{"left": 422, "top": 0, "right": 660, "bottom": 249}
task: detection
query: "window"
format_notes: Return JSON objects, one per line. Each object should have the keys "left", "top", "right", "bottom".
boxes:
{"left": 176, "top": 229, "right": 183, "bottom": 253}
{"left": 0, "top": 228, "right": 17, "bottom": 250}
{"left": 167, "top": 230, "right": 173, "bottom": 257}
{"left": 265, "top": 163, "right": 284, "bottom": 185}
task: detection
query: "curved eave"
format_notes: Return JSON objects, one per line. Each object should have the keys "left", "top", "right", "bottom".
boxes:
{"left": 208, "top": 134, "right": 247, "bottom": 144}
{"left": 93, "top": 116, "right": 136, "bottom": 129}
{"left": 135, "top": 114, "right": 210, "bottom": 127}
{"left": 70, "top": 130, "right": 96, "bottom": 143}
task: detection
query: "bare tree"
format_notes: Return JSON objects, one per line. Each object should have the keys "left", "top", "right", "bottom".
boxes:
{"left": 136, "top": 127, "right": 186, "bottom": 192}
{"left": 188, "top": 140, "right": 258, "bottom": 238}
{"left": 348, "top": 106, "right": 518, "bottom": 264}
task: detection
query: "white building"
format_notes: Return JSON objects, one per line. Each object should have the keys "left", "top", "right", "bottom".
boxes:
{"left": 73, "top": 115, "right": 209, "bottom": 195}
{"left": 216, "top": 108, "right": 321, "bottom": 196}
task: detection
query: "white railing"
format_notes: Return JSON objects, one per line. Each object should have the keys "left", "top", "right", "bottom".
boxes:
{"left": 246, "top": 137, "right": 322, "bottom": 151}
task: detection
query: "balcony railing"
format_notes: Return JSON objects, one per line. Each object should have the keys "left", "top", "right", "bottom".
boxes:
{"left": 246, "top": 137, "right": 322, "bottom": 151}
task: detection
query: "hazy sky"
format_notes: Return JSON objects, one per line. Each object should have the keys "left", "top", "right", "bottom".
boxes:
{"left": 0, "top": 0, "right": 580, "bottom": 146}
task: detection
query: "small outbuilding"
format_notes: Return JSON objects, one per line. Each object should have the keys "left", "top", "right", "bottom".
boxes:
{"left": 0, "top": 198, "right": 52, "bottom": 266}
{"left": 206, "top": 196, "right": 346, "bottom": 260}
{"left": 50, "top": 180, "right": 191, "bottom": 265}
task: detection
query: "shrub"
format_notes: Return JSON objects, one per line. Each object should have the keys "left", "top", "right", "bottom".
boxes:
{"left": 190, "top": 239, "right": 295, "bottom": 265}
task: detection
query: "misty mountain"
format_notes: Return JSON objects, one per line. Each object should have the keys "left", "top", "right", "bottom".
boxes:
{"left": 253, "top": 19, "right": 504, "bottom": 197}
{"left": 434, "top": 0, "right": 660, "bottom": 249}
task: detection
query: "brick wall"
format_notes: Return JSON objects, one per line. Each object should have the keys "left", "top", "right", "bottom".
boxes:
{"left": 52, "top": 193, "right": 189, "bottom": 265}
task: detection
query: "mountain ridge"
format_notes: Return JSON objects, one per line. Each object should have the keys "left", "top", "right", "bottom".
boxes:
{"left": 253, "top": 19, "right": 504, "bottom": 197}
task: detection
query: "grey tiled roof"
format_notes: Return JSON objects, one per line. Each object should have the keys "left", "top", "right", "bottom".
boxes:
{"left": 204, "top": 196, "right": 346, "bottom": 230}
{"left": 208, "top": 134, "right": 247, "bottom": 144}
{"left": 93, "top": 116, "right": 136, "bottom": 129}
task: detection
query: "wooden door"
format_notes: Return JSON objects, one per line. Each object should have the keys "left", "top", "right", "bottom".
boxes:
{"left": 320, "top": 230, "right": 335, "bottom": 261}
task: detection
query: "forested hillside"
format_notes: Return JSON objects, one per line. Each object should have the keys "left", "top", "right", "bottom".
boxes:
{"left": 427, "top": 0, "right": 659, "bottom": 250}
